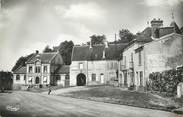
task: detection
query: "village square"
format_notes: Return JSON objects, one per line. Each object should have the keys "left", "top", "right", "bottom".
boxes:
{"left": 0, "top": 0, "right": 183, "bottom": 117}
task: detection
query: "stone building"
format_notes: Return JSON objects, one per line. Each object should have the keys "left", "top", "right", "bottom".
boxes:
{"left": 13, "top": 51, "right": 70, "bottom": 89}
{"left": 70, "top": 42, "right": 127, "bottom": 86}
{"left": 119, "top": 18, "right": 183, "bottom": 89}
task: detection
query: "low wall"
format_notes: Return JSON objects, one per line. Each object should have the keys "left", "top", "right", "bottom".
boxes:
{"left": 177, "top": 82, "right": 183, "bottom": 98}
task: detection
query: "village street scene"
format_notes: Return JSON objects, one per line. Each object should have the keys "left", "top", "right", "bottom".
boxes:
{"left": 0, "top": 0, "right": 183, "bottom": 117}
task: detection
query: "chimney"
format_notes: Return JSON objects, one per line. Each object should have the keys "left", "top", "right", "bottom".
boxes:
{"left": 36, "top": 50, "right": 39, "bottom": 54}
{"left": 151, "top": 18, "right": 163, "bottom": 39}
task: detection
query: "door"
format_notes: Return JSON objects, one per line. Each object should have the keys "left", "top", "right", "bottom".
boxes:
{"left": 77, "top": 73, "right": 86, "bottom": 86}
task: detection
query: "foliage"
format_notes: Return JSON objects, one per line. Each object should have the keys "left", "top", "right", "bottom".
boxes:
{"left": 43, "top": 45, "right": 54, "bottom": 53}
{"left": 118, "top": 29, "right": 135, "bottom": 43}
{"left": 58, "top": 41, "right": 74, "bottom": 65}
{"left": 181, "top": 27, "right": 183, "bottom": 35}
{"left": 87, "top": 34, "right": 106, "bottom": 45}
{"left": 148, "top": 66, "right": 183, "bottom": 96}
{"left": 0, "top": 71, "right": 13, "bottom": 90}
{"left": 11, "top": 53, "right": 34, "bottom": 72}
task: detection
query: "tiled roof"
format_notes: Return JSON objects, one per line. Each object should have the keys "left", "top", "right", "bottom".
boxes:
{"left": 26, "top": 52, "right": 57, "bottom": 64}
{"left": 55, "top": 65, "right": 70, "bottom": 74}
{"left": 159, "top": 27, "right": 174, "bottom": 37}
{"left": 72, "top": 44, "right": 127, "bottom": 61}
{"left": 133, "top": 27, "right": 153, "bottom": 43}
{"left": 13, "top": 66, "right": 26, "bottom": 74}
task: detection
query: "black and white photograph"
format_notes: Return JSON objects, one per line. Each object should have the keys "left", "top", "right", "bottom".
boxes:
{"left": 0, "top": 0, "right": 183, "bottom": 116}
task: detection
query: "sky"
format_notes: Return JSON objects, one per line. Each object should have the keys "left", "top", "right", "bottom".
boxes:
{"left": 0, "top": 0, "right": 183, "bottom": 71}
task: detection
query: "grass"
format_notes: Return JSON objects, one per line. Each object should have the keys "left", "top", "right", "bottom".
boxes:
{"left": 60, "top": 86, "right": 180, "bottom": 111}
{"left": 26, "top": 85, "right": 67, "bottom": 93}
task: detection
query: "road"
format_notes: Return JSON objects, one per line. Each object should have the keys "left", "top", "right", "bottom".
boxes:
{"left": 0, "top": 91, "right": 181, "bottom": 117}
{"left": 42, "top": 86, "right": 90, "bottom": 95}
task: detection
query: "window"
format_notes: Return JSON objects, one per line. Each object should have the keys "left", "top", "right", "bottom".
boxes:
{"left": 65, "top": 75, "right": 69, "bottom": 80}
{"left": 124, "top": 56, "right": 126, "bottom": 67}
{"left": 140, "top": 71, "right": 143, "bottom": 86}
{"left": 29, "top": 66, "right": 33, "bottom": 73}
{"left": 131, "top": 53, "right": 133, "bottom": 62}
{"left": 100, "top": 73, "right": 104, "bottom": 83}
{"left": 35, "top": 66, "right": 41, "bottom": 73}
{"left": 24, "top": 75, "right": 26, "bottom": 81}
{"left": 43, "top": 77, "right": 47, "bottom": 83}
{"left": 28, "top": 77, "right": 32, "bottom": 83}
{"left": 43, "top": 66, "right": 47, "bottom": 73}
{"left": 79, "top": 63, "right": 83, "bottom": 70}
{"left": 92, "top": 73, "right": 96, "bottom": 81}
{"left": 16, "top": 75, "right": 20, "bottom": 81}
{"left": 139, "top": 51, "right": 142, "bottom": 66}
{"left": 56, "top": 75, "right": 61, "bottom": 80}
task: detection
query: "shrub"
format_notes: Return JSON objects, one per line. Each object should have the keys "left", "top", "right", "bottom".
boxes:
{"left": 148, "top": 66, "right": 183, "bottom": 96}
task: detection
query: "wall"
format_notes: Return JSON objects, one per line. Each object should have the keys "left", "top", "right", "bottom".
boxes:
{"left": 119, "top": 42, "right": 145, "bottom": 87}
{"left": 144, "top": 33, "right": 183, "bottom": 80}
{"left": 13, "top": 74, "right": 26, "bottom": 84}
{"left": 70, "top": 60, "right": 118, "bottom": 86}
{"left": 26, "top": 63, "right": 51, "bottom": 85}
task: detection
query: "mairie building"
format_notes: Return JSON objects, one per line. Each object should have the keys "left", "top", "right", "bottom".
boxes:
{"left": 13, "top": 51, "right": 69, "bottom": 89}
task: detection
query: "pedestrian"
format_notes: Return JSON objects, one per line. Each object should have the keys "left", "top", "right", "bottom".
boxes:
{"left": 48, "top": 86, "right": 51, "bottom": 95}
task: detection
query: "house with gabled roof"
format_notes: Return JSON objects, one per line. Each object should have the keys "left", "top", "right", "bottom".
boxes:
{"left": 119, "top": 18, "right": 183, "bottom": 90}
{"left": 13, "top": 51, "right": 70, "bottom": 89}
{"left": 70, "top": 40, "right": 127, "bottom": 86}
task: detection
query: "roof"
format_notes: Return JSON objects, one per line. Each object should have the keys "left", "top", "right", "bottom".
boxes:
{"left": 26, "top": 52, "right": 57, "bottom": 64}
{"left": 55, "top": 65, "right": 70, "bottom": 74}
{"left": 13, "top": 66, "right": 26, "bottom": 74}
{"left": 170, "top": 21, "right": 181, "bottom": 34}
{"left": 72, "top": 44, "right": 127, "bottom": 61}
{"left": 159, "top": 27, "right": 174, "bottom": 37}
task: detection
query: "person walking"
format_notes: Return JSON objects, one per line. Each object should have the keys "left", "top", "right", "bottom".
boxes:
{"left": 48, "top": 86, "right": 51, "bottom": 95}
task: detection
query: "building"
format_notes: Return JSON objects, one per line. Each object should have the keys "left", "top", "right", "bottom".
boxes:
{"left": 119, "top": 18, "right": 183, "bottom": 90}
{"left": 70, "top": 41, "right": 127, "bottom": 86}
{"left": 13, "top": 51, "right": 70, "bottom": 89}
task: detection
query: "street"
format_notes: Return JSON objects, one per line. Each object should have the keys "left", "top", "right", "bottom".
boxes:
{"left": 0, "top": 91, "right": 181, "bottom": 117}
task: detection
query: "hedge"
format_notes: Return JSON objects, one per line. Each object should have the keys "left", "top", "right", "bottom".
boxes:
{"left": 148, "top": 66, "right": 183, "bottom": 96}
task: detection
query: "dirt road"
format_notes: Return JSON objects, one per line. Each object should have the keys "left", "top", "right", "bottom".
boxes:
{"left": 0, "top": 91, "right": 181, "bottom": 117}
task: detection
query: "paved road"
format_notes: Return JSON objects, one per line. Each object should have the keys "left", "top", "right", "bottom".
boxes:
{"left": 0, "top": 91, "right": 181, "bottom": 117}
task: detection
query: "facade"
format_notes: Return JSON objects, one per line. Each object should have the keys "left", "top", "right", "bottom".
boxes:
{"left": 119, "top": 18, "right": 183, "bottom": 89}
{"left": 70, "top": 43, "right": 127, "bottom": 86}
{"left": 13, "top": 51, "right": 70, "bottom": 89}
{"left": 144, "top": 33, "right": 183, "bottom": 80}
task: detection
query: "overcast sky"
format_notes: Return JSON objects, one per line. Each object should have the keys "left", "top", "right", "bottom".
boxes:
{"left": 0, "top": 0, "right": 183, "bottom": 71}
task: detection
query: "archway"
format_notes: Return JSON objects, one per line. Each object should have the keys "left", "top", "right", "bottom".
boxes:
{"left": 35, "top": 77, "right": 40, "bottom": 84}
{"left": 77, "top": 73, "right": 86, "bottom": 86}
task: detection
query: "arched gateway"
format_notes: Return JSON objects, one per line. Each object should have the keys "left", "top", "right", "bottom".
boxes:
{"left": 76, "top": 73, "right": 86, "bottom": 86}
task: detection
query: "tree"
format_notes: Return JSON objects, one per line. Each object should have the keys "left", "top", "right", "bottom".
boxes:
{"left": 0, "top": 71, "right": 13, "bottom": 91}
{"left": 118, "top": 29, "right": 135, "bottom": 43}
{"left": 88, "top": 34, "right": 106, "bottom": 45}
{"left": 12, "top": 53, "right": 34, "bottom": 72}
{"left": 181, "top": 26, "right": 183, "bottom": 34}
{"left": 58, "top": 41, "right": 74, "bottom": 65}
{"left": 43, "top": 45, "right": 53, "bottom": 53}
